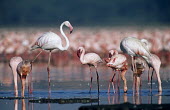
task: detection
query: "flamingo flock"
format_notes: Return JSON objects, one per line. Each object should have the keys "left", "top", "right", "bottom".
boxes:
{"left": 4, "top": 21, "right": 164, "bottom": 97}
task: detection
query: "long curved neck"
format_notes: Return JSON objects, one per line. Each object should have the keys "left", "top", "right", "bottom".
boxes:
{"left": 59, "top": 22, "right": 69, "bottom": 51}
{"left": 80, "top": 49, "right": 86, "bottom": 64}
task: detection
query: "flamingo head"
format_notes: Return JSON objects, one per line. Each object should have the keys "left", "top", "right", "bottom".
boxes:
{"left": 77, "top": 47, "right": 84, "bottom": 58}
{"left": 18, "top": 60, "right": 32, "bottom": 79}
{"left": 64, "top": 21, "right": 73, "bottom": 34}
{"left": 109, "top": 50, "right": 118, "bottom": 58}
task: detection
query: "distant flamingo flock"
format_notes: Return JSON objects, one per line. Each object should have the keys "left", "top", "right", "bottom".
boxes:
{"left": 0, "top": 21, "right": 166, "bottom": 97}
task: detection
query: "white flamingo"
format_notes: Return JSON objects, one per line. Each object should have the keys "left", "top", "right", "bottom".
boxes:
{"left": 120, "top": 37, "right": 162, "bottom": 92}
{"left": 77, "top": 47, "right": 102, "bottom": 93}
{"left": 31, "top": 21, "right": 73, "bottom": 97}
{"left": 105, "top": 50, "right": 128, "bottom": 93}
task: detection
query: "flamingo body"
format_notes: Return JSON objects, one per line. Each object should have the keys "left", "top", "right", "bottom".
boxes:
{"left": 32, "top": 32, "right": 63, "bottom": 51}
{"left": 120, "top": 37, "right": 151, "bottom": 58}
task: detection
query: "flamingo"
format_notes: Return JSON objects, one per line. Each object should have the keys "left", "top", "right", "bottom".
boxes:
{"left": 9, "top": 57, "right": 23, "bottom": 96}
{"left": 9, "top": 57, "right": 32, "bottom": 97}
{"left": 77, "top": 47, "right": 102, "bottom": 93}
{"left": 120, "top": 37, "right": 162, "bottom": 92}
{"left": 17, "top": 60, "right": 32, "bottom": 97}
{"left": 105, "top": 50, "right": 128, "bottom": 93}
{"left": 31, "top": 21, "right": 73, "bottom": 97}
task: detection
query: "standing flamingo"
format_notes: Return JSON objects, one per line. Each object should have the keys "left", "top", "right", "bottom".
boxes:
{"left": 105, "top": 50, "right": 128, "bottom": 93}
{"left": 77, "top": 47, "right": 102, "bottom": 93}
{"left": 120, "top": 37, "right": 162, "bottom": 92}
{"left": 31, "top": 21, "right": 73, "bottom": 97}
{"left": 9, "top": 57, "right": 23, "bottom": 97}
{"left": 17, "top": 60, "right": 32, "bottom": 97}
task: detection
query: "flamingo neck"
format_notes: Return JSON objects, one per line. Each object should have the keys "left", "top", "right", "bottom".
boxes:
{"left": 59, "top": 22, "right": 69, "bottom": 51}
{"left": 80, "top": 49, "right": 86, "bottom": 64}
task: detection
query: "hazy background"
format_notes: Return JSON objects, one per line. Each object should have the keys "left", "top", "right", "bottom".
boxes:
{"left": 0, "top": 0, "right": 170, "bottom": 27}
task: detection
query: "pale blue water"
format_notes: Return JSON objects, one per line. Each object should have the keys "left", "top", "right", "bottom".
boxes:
{"left": 0, "top": 63, "right": 170, "bottom": 110}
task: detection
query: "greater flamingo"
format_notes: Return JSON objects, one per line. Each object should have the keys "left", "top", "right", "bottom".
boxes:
{"left": 77, "top": 47, "right": 102, "bottom": 93}
{"left": 17, "top": 60, "right": 32, "bottom": 97}
{"left": 120, "top": 37, "right": 162, "bottom": 92}
{"left": 105, "top": 50, "right": 128, "bottom": 93}
{"left": 9, "top": 57, "right": 23, "bottom": 96}
{"left": 31, "top": 21, "right": 73, "bottom": 96}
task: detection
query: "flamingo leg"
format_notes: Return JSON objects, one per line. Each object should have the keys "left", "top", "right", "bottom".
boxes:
{"left": 89, "top": 66, "right": 93, "bottom": 93}
{"left": 21, "top": 76, "right": 26, "bottom": 97}
{"left": 95, "top": 67, "right": 99, "bottom": 93}
{"left": 131, "top": 56, "right": 137, "bottom": 73}
{"left": 120, "top": 70, "right": 127, "bottom": 93}
{"left": 111, "top": 71, "right": 116, "bottom": 93}
{"left": 47, "top": 51, "right": 52, "bottom": 98}
{"left": 32, "top": 50, "right": 42, "bottom": 63}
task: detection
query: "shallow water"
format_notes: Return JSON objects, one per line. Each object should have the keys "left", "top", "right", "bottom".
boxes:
{"left": 0, "top": 63, "right": 170, "bottom": 110}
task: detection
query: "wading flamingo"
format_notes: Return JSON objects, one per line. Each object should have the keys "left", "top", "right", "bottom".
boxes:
{"left": 77, "top": 47, "right": 102, "bottom": 93}
{"left": 120, "top": 37, "right": 162, "bottom": 92}
{"left": 31, "top": 21, "right": 73, "bottom": 97}
{"left": 105, "top": 50, "right": 128, "bottom": 93}
{"left": 9, "top": 57, "right": 23, "bottom": 96}
{"left": 17, "top": 60, "right": 32, "bottom": 97}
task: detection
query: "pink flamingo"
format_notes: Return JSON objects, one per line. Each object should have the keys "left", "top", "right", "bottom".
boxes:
{"left": 9, "top": 57, "right": 32, "bottom": 97}
{"left": 77, "top": 47, "right": 102, "bottom": 93}
{"left": 9, "top": 57, "right": 23, "bottom": 96}
{"left": 31, "top": 21, "right": 73, "bottom": 96}
{"left": 17, "top": 60, "right": 32, "bottom": 97}
{"left": 105, "top": 50, "right": 128, "bottom": 93}
{"left": 120, "top": 37, "right": 162, "bottom": 92}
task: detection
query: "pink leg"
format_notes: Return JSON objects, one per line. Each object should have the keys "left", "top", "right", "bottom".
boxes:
{"left": 47, "top": 51, "right": 52, "bottom": 98}
{"left": 108, "top": 71, "right": 116, "bottom": 93}
{"left": 111, "top": 71, "right": 116, "bottom": 93}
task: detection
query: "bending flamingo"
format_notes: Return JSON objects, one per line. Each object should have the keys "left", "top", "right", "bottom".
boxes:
{"left": 120, "top": 37, "right": 162, "bottom": 92}
{"left": 31, "top": 21, "right": 73, "bottom": 97}
{"left": 77, "top": 47, "right": 102, "bottom": 93}
{"left": 17, "top": 60, "right": 32, "bottom": 97}
{"left": 9, "top": 57, "right": 23, "bottom": 96}
{"left": 105, "top": 50, "right": 128, "bottom": 93}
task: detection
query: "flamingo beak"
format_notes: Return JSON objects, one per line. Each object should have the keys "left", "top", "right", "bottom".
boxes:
{"left": 69, "top": 25, "right": 73, "bottom": 34}
{"left": 109, "top": 53, "right": 112, "bottom": 58}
